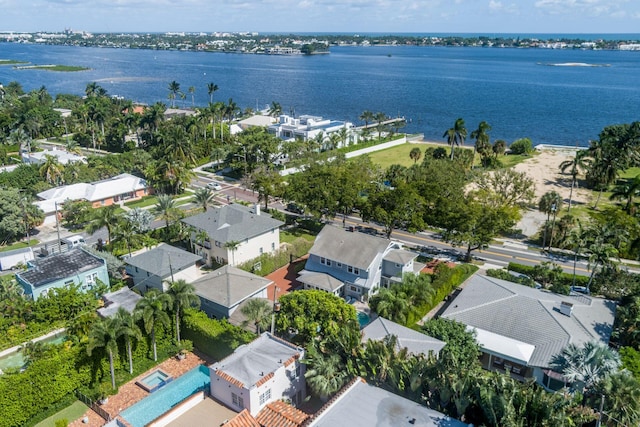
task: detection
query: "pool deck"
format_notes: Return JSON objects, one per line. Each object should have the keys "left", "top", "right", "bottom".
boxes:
{"left": 70, "top": 351, "right": 212, "bottom": 427}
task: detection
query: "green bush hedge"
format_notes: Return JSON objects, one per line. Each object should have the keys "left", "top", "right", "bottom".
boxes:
{"left": 237, "top": 237, "right": 312, "bottom": 276}
{"left": 486, "top": 268, "right": 536, "bottom": 287}
{"left": 405, "top": 263, "right": 478, "bottom": 326}
{"left": 507, "top": 262, "right": 589, "bottom": 288}
{"left": 182, "top": 309, "right": 254, "bottom": 361}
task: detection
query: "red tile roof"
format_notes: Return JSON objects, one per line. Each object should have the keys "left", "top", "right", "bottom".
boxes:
{"left": 256, "top": 401, "right": 309, "bottom": 427}
{"left": 216, "top": 369, "right": 245, "bottom": 389}
{"left": 225, "top": 409, "right": 261, "bottom": 427}
{"left": 254, "top": 371, "right": 274, "bottom": 388}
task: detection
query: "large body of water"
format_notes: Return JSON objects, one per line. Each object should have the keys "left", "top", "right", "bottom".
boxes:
{"left": 1, "top": 42, "right": 639, "bottom": 147}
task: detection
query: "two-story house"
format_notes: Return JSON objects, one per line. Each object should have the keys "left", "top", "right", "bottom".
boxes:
{"left": 16, "top": 248, "right": 109, "bottom": 299}
{"left": 124, "top": 243, "right": 203, "bottom": 293}
{"left": 182, "top": 204, "right": 283, "bottom": 267}
{"left": 298, "top": 225, "right": 422, "bottom": 301}
{"left": 210, "top": 332, "right": 306, "bottom": 415}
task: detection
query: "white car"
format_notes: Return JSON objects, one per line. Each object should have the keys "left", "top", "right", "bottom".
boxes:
{"left": 206, "top": 182, "right": 222, "bottom": 190}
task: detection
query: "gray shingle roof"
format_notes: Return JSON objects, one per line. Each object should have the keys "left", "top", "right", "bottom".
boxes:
{"left": 307, "top": 378, "right": 467, "bottom": 427}
{"left": 125, "top": 243, "right": 201, "bottom": 279}
{"left": 192, "top": 265, "right": 272, "bottom": 308}
{"left": 383, "top": 249, "right": 417, "bottom": 265}
{"left": 362, "top": 317, "right": 446, "bottom": 356}
{"left": 97, "top": 287, "right": 142, "bottom": 318}
{"left": 309, "top": 225, "right": 391, "bottom": 270}
{"left": 18, "top": 248, "right": 105, "bottom": 288}
{"left": 182, "top": 204, "right": 283, "bottom": 243}
{"left": 441, "top": 274, "right": 617, "bottom": 368}
{"left": 211, "top": 332, "right": 303, "bottom": 389}
{"left": 297, "top": 271, "right": 345, "bottom": 292}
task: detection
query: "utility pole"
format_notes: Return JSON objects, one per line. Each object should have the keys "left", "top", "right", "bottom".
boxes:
{"left": 270, "top": 286, "right": 279, "bottom": 335}
{"left": 55, "top": 201, "right": 62, "bottom": 253}
{"left": 595, "top": 394, "right": 605, "bottom": 427}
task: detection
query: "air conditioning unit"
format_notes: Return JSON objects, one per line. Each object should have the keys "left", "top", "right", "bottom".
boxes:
{"left": 560, "top": 301, "right": 573, "bottom": 317}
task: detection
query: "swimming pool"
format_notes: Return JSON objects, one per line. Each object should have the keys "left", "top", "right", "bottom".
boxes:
{"left": 0, "top": 333, "right": 66, "bottom": 372}
{"left": 136, "top": 369, "right": 172, "bottom": 393}
{"left": 357, "top": 311, "right": 371, "bottom": 328}
{"left": 121, "top": 365, "right": 211, "bottom": 427}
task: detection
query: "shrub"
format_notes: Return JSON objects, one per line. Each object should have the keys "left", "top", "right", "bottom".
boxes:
{"left": 509, "top": 138, "right": 534, "bottom": 155}
{"left": 237, "top": 237, "right": 312, "bottom": 276}
{"left": 486, "top": 268, "right": 536, "bottom": 287}
{"left": 182, "top": 309, "right": 254, "bottom": 360}
{"left": 620, "top": 346, "right": 640, "bottom": 378}
{"left": 507, "top": 262, "right": 589, "bottom": 290}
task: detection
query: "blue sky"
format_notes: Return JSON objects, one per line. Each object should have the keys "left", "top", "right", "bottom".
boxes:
{"left": 1, "top": 0, "right": 639, "bottom": 34}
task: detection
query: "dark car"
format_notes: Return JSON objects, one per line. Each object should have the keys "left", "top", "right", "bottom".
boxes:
{"left": 285, "top": 203, "right": 305, "bottom": 215}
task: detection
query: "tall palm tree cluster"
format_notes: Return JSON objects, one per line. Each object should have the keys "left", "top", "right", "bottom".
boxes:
{"left": 86, "top": 280, "right": 199, "bottom": 390}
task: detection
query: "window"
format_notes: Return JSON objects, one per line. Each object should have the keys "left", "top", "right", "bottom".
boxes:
{"left": 232, "top": 392, "right": 244, "bottom": 408}
{"left": 354, "top": 268, "right": 360, "bottom": 275}
{"left": 320, "top": 257, "right": 326, "bottom": 265}
{"left": 348, "top": 265, "right": 353, "bottom": 273}
{"left": 349, "top": 285, "right": 360, "bottom": 293}
{"left": 215, "top": 241, "right": 222, "bottom": 248}
{"left": 64, "top": 280, "right": 73, "bottom": 286}
{"left": 336, "top": 262, "right": 342, "bottom": 268}
{"left": 85, "top": 272, "right": 98, "bottom": 287}
{"left": 259, "top": 247, "right": 264, "bottom": 254}
{"left": 135, "top": 267, "right": 139, "bottom": 273}
{"left": 259, "top": 388, "right": 271, "bottom": 405}
{"left": 271, "top": 242, "right": 275, "bottom": 250}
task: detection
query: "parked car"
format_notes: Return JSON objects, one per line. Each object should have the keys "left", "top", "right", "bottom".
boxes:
{"left": 285, "top": 203, "right": 305, "bottom": 215}
{"left": 206, "top": 182, "right": 222, "bottom": 190}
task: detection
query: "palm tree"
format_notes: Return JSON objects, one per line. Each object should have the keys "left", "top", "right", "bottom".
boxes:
{"left": 443, "top": 118, "right": 467, "bottom": 161}
{"left": 87, "top": 317, "right": 121, "bottom": 390}
{"left": 167, "top": 81, "right": 182, "bottom": 108}
{"left": 39, "top": 154, "right": 65, "bottom": 185}
{"left": 8, "top": 128, "right": 31, "bottom": 154}
{"left": 304, "top": 343, "right": 350, "bottom": 401}
{"left": 359, "top": 110, "right": 375, "bottom": 129}
{"left": 224, "top": 240, "right": 241, "bottom": 266}
{"left": 194, "top": 187, "right": 216, "bottom": 211}
{"left": 538, "top": 191, "right": 562, "bottom": 249}
{"left": 207, "top": 83, "right": 219, "bottom": 104}
{"left": 409, "top": 147, "right": 422, "bottom": 164}
{"left": 549, "top": 341, "right": 620, "bottom": 398}
{"left": 115, "top": 308, "right": 141, "bottom": 374}
{"left": 240, "top": 298, "right": 272, "bottom": 334}
{"left": 188, "top": 86, "right": 196, "bottom": 107}
{"left": 374, "top": 112, "right": 387, "bottom": 141}
{"left": 371, "top": 288, "right": 409, "bottom": 325}
{"left": 559, "top": 150, "right": 591, "bottom": 211}
{"left": 586, "top": 240, "right": 618, "bottom": 292}
{"left": 566, "top": 220, "right": 589, "bottom": 288}
{"left": 600, "top": 371, "right": 640, "bottom": 426}
{"left": 86, "top": 205, "right": 119, "bottom": 244}
{"left": 470, "top": 121, "right": 491, "bottom": 166}
{"left": 134, "top": 290, "right": 172, "bottom": 361}
{"left": 167, "top": 279, "right": 200, "bottom": 343}
{"left": 267, "top": 101, "right": 282, "bottom": 118}
{"left": 153, "top": 194, "right": 177, "bottom": 234}
{"left": 609, "top": 174, "right": 640, "bottom": 214}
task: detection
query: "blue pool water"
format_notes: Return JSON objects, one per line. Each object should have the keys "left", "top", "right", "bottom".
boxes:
{"left": 357, "top": 311, "right": 371, "bottom": 328}
{"left": 121, "top": 365, "right": 210, "bottom": 427}
{"left": 140, "top": 370, "right": 170, "bottom": 387}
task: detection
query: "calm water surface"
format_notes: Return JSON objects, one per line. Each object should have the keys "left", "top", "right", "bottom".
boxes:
{"left": 1, "top": 42, "right": 639, "bottom": 146}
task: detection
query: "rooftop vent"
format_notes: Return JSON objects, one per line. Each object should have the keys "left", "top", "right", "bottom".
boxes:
{"left": 559, "top": 301, "right": 573, "bottom": 317}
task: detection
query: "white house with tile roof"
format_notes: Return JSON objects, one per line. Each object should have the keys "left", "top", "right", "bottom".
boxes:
{"left": 124, "top": 243, "right": 203, "bottom": 293}
{"left": 441, "top": 274, "right": 616, "bottom": 389}
{"left": 298, "top": 225, "right": 422, "bottom": 300}
{"left": 192, "top": 265, "right": 272, "bottom": 319}
{"left": 210, "top": 332, "right": 306, "bottom": 416}
{"left": 182, "top": 204, "right": 283, "bottom": 267}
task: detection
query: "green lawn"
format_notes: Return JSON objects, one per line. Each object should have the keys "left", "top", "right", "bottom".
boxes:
{"left": 281, "top": 228, "right": 317, "bottom": 244}
{"left": 33, "top": 401, "right": 88, "bottom": 427}
{"left": 124, "top": 195, "right": 159, "bottom": 209}
{"left": 0, "top": 240, "right": 39, "bottom": 253}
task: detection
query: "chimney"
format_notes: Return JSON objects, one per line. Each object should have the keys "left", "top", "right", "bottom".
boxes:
{"left": 255, "top": 203, "right": 260, "bottom": 216}
{"left": 559, "top": 301, "right": 573, "bottom": 317}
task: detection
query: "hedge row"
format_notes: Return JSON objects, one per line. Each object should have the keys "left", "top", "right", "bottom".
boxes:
{"left": 406, "top": 263, "right": 478, "bottom": 326}
{"left": 182, "top": 309, "right": 255, "bottom": 361}
{"left": 507, "top": 262, "right": 589, "bottom": 288}
{"left": 237, "top": 237, "right": 313, "bottom": 276}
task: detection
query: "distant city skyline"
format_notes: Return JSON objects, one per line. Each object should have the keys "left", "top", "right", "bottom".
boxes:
{"left": 1, "top": 0, "right": 639, "bottom": 35}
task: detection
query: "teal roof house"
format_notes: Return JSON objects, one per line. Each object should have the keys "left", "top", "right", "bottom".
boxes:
{"left": 16, "top": 248, "right": 109, "bottom": 299}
